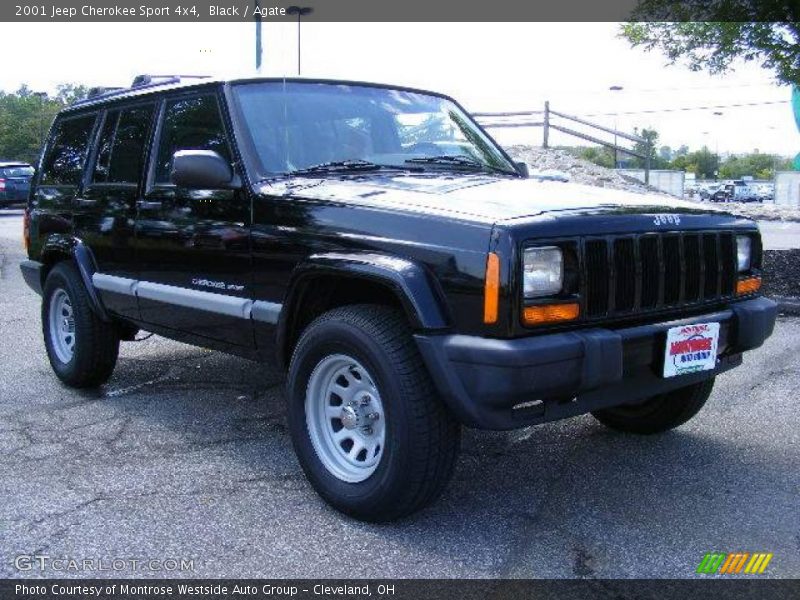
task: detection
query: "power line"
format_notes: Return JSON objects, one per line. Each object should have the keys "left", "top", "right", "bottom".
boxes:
{"left": 539, "top": 81, "right": 781, "bottom": 96}
{"left": 579, "top": 99, "right": 789, "bottom": 117}
{"left": 623, "top": 82, "right": 779, "bottom": 93}
{"left": 475, "top": 99, "right": 789, "bottom": 120}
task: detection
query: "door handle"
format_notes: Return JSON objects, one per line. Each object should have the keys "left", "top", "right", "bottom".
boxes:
{"left": 137, "top": 200, "right": 162, "bottom": 210}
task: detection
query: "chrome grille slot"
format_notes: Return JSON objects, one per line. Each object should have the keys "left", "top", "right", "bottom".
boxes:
{"left": 580, "top": 230, "right": 741, "bottom": 321}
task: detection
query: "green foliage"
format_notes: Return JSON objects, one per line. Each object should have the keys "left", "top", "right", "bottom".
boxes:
{"left": 630, "top": 127, "right": 666, "bottom": 168}
{"left": 682, "top": 146, "right": 720, "bottom": 179}
{"left": 577, "top": 146, "right": 615, "bottom": 168}
{"left": 577, "top": 141, "right": 790, "bottom": 179}
{"left": 620, "top": 17, "right": 800, "bottom": 86}
{"left": 0, "top": 84, "right": 88, "bottom": 164}
{"left": 718, "top": 151, "right": 789, "bottom": 179}
{"left": 567, "top": 121, "right": 791, "bottom": 178}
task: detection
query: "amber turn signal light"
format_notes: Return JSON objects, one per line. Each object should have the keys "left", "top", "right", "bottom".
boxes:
{"left": 523, "top": 302, "right": 580, "bottom": 325}
{"left": 22, "top": 209, "right": 30, "bottom": 252}
{"left": 736, "top": 276, "right": 761, "bottom": 296}
{"left": 483, "top": 252, "right": 500, "bottom": 324}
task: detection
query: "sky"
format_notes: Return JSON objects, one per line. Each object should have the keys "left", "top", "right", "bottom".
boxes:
{"left": 0, "top": 21, "right": 796, "bottom": 157}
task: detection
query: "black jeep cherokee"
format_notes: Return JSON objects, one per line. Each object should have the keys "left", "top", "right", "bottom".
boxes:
{"left": 20, "top": 76, "right": 777, "bottom": 521}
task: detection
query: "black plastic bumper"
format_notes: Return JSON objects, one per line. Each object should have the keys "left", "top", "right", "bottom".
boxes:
{"left": 20, "top": 260, "right": 43, "bottom": 295}
{"left": 415, "top": 297, "right": 778, "bottom": 430}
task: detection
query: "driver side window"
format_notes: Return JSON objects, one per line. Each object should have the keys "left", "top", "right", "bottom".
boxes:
{"left": 154, "top": 94, "right": 230, "bottom": 184}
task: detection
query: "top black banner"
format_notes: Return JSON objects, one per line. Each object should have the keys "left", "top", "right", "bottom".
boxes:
{"left": 2, "top": 0, "right": 798, "bottom": 22}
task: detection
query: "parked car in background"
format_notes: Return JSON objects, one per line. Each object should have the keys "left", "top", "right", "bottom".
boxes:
{"left": 0, "top": 162, "right": 35, "bottom": 208}
{"left": 711, "top": 180, "right": 760, "bottom": 203}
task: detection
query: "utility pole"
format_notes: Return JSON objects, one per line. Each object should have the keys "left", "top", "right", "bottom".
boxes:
{"left": 609, "top": 85, "right": 623, "bottom": 168}
{"left": 287, "top": 6, "right": 313, "bottom": 75}
{"left": 712, "top": 111, "right": 723, "bottom": 181}
{"left": 254, "top": 0, "right": 262, "bottom": 71}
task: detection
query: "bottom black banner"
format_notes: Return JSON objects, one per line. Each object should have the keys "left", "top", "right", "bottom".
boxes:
{"left": 3, "top": 579, "right": 800, "bottom": 600}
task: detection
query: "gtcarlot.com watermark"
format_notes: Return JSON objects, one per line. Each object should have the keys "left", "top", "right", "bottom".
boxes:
{"left": 14, "top": 554, "right": 195, "bottom": 573}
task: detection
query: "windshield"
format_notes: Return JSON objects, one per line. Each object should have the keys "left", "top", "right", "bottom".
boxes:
{"left": 232, "top": 82, "right": 516, "bottom": 176}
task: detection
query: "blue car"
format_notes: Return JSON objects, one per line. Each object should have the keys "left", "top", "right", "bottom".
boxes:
{"left": 0, "top": 162, "right": 34, "bottom": 207}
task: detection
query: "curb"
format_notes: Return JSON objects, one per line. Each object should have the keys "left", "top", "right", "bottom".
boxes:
{"left": 772, "top": 295, "right": 800, "bottom": 316}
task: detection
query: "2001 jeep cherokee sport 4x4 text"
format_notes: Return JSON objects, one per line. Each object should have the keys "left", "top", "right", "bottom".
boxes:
{"left": 20, "top": 76, "right": 777, "bottom": 521}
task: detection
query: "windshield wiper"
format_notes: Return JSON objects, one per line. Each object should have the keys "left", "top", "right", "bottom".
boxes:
{"left": 290, "top": 159, "right": 406, "bottom": 175}
{"left": 404, "top": 155, "right": 516, "bottom": 175}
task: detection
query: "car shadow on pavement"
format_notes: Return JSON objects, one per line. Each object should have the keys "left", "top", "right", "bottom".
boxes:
{"left": 60, "top": 339, "right": 795, "bottom": 577}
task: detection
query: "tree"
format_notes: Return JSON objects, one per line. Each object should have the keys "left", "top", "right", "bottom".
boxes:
{"left": 718, "top": 152, "right": 792, "bottom": 179}
{"left": 630, "top": 127, "right": 662, "bottom": 168}
{"left": 683, "top": 146, "right": 720, "bottom": 179}
{"left": 578, "top": 146, "right": 615, "bottom": 168}
{"left": 693, "top": 147, "right": 720, "bottom": 179}
{"left": 0, "top": 84, "right": 87, "bottom": 164}
{"left": 55, "top": 84, "right": 90, "bottom": 106}
{"left": 621, "top": 15, "right": 800, "bottom": 86}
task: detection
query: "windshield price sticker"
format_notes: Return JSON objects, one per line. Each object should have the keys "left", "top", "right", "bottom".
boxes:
{"left": 663, "top": 322, "right": 720, "bottom": 378}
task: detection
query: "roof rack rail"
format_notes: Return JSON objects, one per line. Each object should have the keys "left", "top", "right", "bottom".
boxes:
{"left": 130, "top": 74, "right": 210, "bottom": 88}
{"left": 70, "top": 74, "right": 213, "bottom": 107}
{"left": 86, "top": 86, "right": 125, "bottom": 99}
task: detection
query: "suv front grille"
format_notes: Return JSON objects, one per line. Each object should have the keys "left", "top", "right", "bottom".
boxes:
{"left": 582, "top": 231, "right": 738, "bottom": 320}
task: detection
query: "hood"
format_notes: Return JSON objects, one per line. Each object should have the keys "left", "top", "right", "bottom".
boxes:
{"left": 258, "top": 173, "right": 726, "bottom": 225}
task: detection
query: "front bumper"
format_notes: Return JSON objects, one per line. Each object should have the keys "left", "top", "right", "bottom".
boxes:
{"left": 415, "top": 296, "right": 777, "bottom": 430}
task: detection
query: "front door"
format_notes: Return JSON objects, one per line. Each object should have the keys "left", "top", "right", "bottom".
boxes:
{"left": 135, "top": 91, "right": 253, "bottom": 347}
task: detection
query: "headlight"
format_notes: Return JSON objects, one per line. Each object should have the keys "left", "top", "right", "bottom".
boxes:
{"left": 524, "top": 246, "right": 563, "bottom": 297}
{"left": 736, "top": 235, "right": 752, "bottom": 272}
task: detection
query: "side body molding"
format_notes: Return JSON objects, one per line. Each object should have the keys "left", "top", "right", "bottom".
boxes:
{"left": 92, "top": 274, "right": 283, "bottom": 324}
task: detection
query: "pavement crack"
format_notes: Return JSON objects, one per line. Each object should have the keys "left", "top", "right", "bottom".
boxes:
{"left": 495, "top": 430, "right": 603, "bottom": 578}
{"left": 29, "top": 496, "right": 105, "bottom": 528}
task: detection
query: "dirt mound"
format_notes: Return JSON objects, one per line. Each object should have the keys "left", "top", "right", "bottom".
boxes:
{"left": 506, "top": 145, "right": 800, "bottom": 222}
{"left": 505, "top": 145, "right": 660, "bottom": 194}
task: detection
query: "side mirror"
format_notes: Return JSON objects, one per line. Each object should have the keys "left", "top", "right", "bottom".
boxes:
{"left": 515, "top": 161, "right": 530, "bottom": 178}
{"left": 170, "top": 150, "right": 241, "bottom": 190}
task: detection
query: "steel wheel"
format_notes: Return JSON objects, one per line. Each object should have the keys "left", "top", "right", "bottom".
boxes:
{"left": 48, "top": 288, "right": 75, "bottom": 364}
{"left": 305, "top": 354, "right": 386, "bottom": 483}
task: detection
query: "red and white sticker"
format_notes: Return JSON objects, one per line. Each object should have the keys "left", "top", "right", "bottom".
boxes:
{"left": 663, "top": 322, "right": 720, "bottom": 378}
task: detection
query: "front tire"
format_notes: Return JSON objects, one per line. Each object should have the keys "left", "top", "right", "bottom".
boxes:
{"left": 591, "top": 378, "right": 714, "bottom": 434}
{"left": 287, "top": 304, "right": 461, "bottom": 522}
{"left": 42, "top": 262, "right": 120, "bottom": 388}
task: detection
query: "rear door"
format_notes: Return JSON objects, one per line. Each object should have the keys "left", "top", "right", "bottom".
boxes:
{"left": 135, "top": 90, "right": 253, "bottom": 347}
{"left": 32, "top": 113, "right": 98, "bottom": 254}
{"left": 75, "top": 102, "right": 156, "bottom": 319}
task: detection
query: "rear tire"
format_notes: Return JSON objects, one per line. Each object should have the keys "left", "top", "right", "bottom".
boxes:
{"left": 591, "top": 378, "right": 714, "bottom": 434}
{"left": 287, "top": 304, "right": 461, "bottom": 522}
{"left": 42, "top": 262, "right": 119, "bottom": 388}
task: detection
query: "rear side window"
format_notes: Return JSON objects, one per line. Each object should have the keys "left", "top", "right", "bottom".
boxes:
{"left": 154, "top": 94, "right": 230, "bottom": 183}
{"left": 40, "top": 115, "right": 96, "bottom": 186}
{"left": 1, "top": 166, "right": 34, "bottom": 178}
{"left": 93, "top": 105, "right": 155, "bottom": 184}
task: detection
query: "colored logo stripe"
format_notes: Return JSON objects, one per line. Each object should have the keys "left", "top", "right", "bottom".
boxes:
{"left": 697, "top": 552, "right": 773, "bottom": 574}
{"left": 697, "top": 553, "right": 726, "bottom": 574}
{"left": 745, "top": 553, "right": 773, "bottom": 574}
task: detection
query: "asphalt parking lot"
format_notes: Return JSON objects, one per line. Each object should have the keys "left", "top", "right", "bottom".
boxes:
{"left": 1, "top": 208, "right": 798, "bottom": 579}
